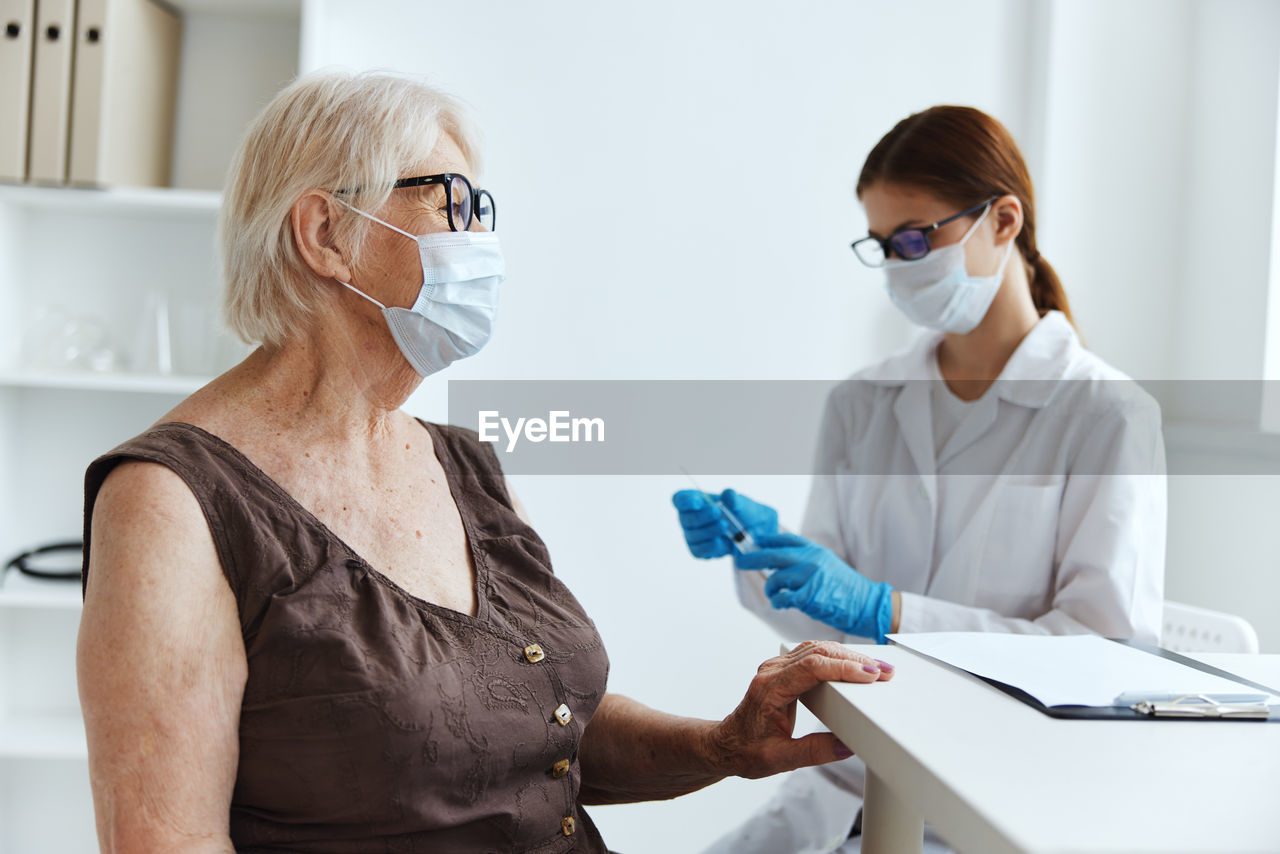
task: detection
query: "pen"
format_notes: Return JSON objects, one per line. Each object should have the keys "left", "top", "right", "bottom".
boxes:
{"left": 1113, "top": 691, "right": 1271, "bottom": 706}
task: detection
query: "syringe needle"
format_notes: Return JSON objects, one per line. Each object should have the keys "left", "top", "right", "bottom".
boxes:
{"left": 678, "top": 466, "right": 757, "bottom": 553}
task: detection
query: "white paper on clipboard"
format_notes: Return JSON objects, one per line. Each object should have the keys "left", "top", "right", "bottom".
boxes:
{"left": 887, "top": 632, "right": 1280, "bottom": 708}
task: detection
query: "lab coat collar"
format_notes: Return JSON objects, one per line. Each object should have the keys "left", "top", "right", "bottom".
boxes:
{"left": 861, "top": 311, "right": 1078, "bottom": 410}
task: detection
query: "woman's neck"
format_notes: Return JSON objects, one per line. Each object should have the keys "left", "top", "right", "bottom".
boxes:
{"left": 935, "top": 258, "right": 1041, "bottom": 400}
{"left": 198, "top": 306, "right": 423, "bottom": 445}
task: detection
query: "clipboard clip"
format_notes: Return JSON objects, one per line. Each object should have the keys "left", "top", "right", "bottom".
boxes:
{"left": 1130, "top": 693, "right": 1272, "bottom": 719}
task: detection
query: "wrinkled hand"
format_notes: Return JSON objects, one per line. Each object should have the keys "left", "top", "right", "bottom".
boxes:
{"left": 705, "top": 641, "right": 893, "bottom": 779}
{"left": 671, "top": 489, "right": 778, "bottom": 558}
{"left": 735, "top": 533, "right": 895, "bottom": 642}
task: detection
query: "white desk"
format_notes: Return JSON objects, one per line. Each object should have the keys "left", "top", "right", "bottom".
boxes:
{"left": 798, "top": 645, "right": 1280, "bottom": 854}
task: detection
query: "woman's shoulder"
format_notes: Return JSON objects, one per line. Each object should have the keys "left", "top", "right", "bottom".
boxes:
{"left": 1046, "top": 353, "right": 1163, "bottom": 447}
{"left": 82, "top": 429, "right": 237, "bottom": 598}
{"left": 87, "top": 421, "right": 251, "bottom": 495}
{"left": 88, "top": 422, "right": 217, "bottom": 490}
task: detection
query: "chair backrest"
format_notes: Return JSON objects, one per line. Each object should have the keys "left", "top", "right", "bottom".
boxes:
{"left": 1162, "top": 600, "right": 1260, "bottom": 654}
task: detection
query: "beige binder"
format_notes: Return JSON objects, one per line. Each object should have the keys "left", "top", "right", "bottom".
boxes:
{"left": 68, "top": 0, "right": 180, "bottom": 188}
{"left": 0, "top": 0, "right": 36, "bottom": 182}
{"left": 26, "top": 0, "right": 75, "bottom": 183}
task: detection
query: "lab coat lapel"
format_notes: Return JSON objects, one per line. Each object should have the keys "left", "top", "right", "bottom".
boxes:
{"left": 924, "top": 312, "right": 1079, "bottom": 598}
{"left": 892, "top": 379, "right": 937, "bottom": 493}
{"left": 936, "top": 312, "right": 1076, "bottom": 470}
{"left": 890, "top": 381, "right": 938, "bottom": 594}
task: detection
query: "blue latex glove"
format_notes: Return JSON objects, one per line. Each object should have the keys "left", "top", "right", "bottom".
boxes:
{"left": 671, "top": 489, "right": 778, "bottom": 558}
{"left": 735, "top": 532, "right": 894, "bottom": 643}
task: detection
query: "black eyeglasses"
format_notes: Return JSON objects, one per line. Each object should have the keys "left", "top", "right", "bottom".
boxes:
{"left": 392, "top": 173, "right": 496, "bottom": 232}
{"left": 851, "top": 197, "right": 996, "bottom": 267}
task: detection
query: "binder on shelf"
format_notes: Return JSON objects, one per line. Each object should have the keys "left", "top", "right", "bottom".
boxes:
{"left": 0, "top": 0, "right": 36, "bottom": 182}
{"left": 26, "top": 0, "right": 75, "bottom": 184}
{"left": 68, "top": 0, "right": 181, "bottom": 188}
{"left": 888, "top": 632, "right": 1280, "bottom": 722}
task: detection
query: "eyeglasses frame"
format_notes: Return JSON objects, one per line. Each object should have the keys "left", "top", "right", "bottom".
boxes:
{"left": 851, "top": 196, "right": 998, "bottom": 267}
{"left": 391, "top": 172, "right": 497, "bottom": 233}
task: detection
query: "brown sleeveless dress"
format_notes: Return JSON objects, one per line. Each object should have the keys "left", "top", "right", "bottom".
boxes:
{"left": 83, "top": 420, "right": 613, "bottom": 853}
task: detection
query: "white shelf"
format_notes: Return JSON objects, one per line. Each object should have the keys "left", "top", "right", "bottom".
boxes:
{"left": 0, "top": 370, "right": 208, "bottom": 395}
{"left": 0, "top": 712, "right": 87, "bottom": 760}
{"left": 0, "top": 184, "right": 220, "bottom": 217}
{"left": 169, "top": 0, "right": 301, "bottom": 17}
{"left": 0, "top": 574, "right": 82, "bottom": 612}
{"left": 0, "top": 0, "right": 307, "bottom": 842}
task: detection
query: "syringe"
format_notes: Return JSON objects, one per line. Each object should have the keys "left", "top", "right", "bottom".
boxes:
{"left": 679, "top": 466, "right": 758, "bottom": 554}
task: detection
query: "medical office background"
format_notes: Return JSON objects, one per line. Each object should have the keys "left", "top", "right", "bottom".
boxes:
{"left": 0, "top": 0, "right": 1277, "bottom": 851}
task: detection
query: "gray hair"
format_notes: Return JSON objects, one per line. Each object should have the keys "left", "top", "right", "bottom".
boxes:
{"left": 219, "top": 70, "right": 481, "bottom": 347}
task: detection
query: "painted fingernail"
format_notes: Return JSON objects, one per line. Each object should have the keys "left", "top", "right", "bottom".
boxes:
{"left": 862, "top": 664, "right": 880, "bottom": 674}
{"left": 875, "top": 659, "right": 895, "bottom": 672}
{"left": 834, "top": 739, "right": 854, "bottom": 759}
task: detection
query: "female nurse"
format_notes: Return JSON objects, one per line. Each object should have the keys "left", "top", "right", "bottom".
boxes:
{"left": 673, "top": 105, "right": 1166, "bottom": 853}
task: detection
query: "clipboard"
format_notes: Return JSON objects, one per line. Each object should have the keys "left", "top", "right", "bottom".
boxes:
{"left": 893, "top": 637, "right": 1280, "bottom": 722}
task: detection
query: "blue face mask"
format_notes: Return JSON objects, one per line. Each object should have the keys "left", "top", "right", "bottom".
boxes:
{"left": 337, "top": 205, "right": 505, "bottom": 377}
{"left": 882, "top": 205, "right": 1013, "bottom": 334}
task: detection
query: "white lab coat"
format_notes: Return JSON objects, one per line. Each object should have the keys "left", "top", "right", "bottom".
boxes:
{"left": 704, "top": 312, "right": 1166, "bottom": 854}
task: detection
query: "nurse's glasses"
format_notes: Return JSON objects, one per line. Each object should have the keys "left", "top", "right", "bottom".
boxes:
{"left": 851, "top": 197, "right": 996, "bottom": 267}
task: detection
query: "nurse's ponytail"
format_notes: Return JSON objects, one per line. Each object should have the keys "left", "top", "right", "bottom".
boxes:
{"left": 1026, "top": 248, "right": 1070, "bottom": 328}
{"left": 857, "top": 106, "right": 1077, "bottom": 333}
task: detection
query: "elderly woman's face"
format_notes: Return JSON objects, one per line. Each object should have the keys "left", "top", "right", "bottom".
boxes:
{"left": 355, "top": 134, "right": 481, "bottom": 310}
{"left": 386, "top": 134, "right": 483, "bottom": 238}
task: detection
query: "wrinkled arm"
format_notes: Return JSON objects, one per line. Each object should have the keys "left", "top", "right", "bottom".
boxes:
{"left": 77, "top": 461, "right": 247, "bottom": 854}
{"left": 576, "top": 641, "right": 890, "bottom": 804}
{"left": 576, "top": 694, "right": 722, "bottom": 804}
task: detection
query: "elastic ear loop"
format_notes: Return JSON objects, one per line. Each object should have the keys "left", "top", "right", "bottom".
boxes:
{"left": 321, "top": 196, "right": 438, "bottom": 389}
{"left": 330, "top": 193, "right": 421, "bottom": 307}
{"left": 960, "top": 202, "right": 1015, "bottom": 276}
{"left": 958, "top": 202, "right": 993, "bottom": 245}
{"left": 331, "top": 194, "right": 418, "bottom": 239}
{"left": 336, "top": 279, "right": 387, "bottom": 310}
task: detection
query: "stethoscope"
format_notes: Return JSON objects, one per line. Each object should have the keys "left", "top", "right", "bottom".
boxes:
{"left": 3, "top": 540, "right": 83, "bottom": 581}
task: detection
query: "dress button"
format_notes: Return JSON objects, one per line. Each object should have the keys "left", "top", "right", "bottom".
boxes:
{"left": 561, "top": 816, "right": 576, "bottom": 836}
{"left": 523, "top": 643, "right": 545, "bottom": 663}
{"left": 551, "top": 758, "right": 570, "bottom": 778}
{"left": 554, "top": 703, "right": 573, "bottom": 726}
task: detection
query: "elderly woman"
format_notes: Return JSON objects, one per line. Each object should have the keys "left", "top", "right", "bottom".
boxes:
{"left": 75, "top": 71, "right": 890, "bottom": 853}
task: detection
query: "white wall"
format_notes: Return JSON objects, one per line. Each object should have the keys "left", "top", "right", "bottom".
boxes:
{"left": 1165, "top": 0, "right": 1280, "bottom": 653}
{"left": 300, "top": 2, "right": 1280, "bottom": 851}
{"left": 1036, "top": 0, "right": 1196, "bottom": 381}
{"left": 1033, "top": 0, "right": 1280, "bottom": 653}
{"left": 1176, "top": 0, "right": 1280, "bottom": 384}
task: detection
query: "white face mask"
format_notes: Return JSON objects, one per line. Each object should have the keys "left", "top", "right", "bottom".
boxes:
{"left": 337, "top": 205, "right": 505, "bottom": 377}
{"left": 882, "top": 204, "right": 1013, "bottom": 334}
